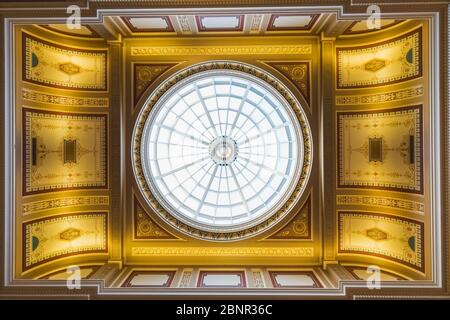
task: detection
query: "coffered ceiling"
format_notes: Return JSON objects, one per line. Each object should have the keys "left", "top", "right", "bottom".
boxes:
{"left": 0, "top": 0, "right": 449, "bottom": 300}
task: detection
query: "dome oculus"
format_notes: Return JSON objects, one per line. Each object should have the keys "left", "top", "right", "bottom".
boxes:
{"left": 132, "top": 61, "right": 312, "bottom": 241}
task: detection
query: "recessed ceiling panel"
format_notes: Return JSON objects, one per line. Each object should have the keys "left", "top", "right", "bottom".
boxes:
{"left": 123, "top": 16, "right": 174, "bottom": 32}
{"left": 267, "top": 14, "right": 319, "bottom": 31}
{"left": 196, "top": 15, "right": 244, "bottom": 31}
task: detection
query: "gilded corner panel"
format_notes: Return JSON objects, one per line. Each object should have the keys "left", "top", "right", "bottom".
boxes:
{"left": 23, "top": 212, "right": 108, "bottom": 271}
{"left": 338, "top": 211, "right": 424, "bottom": 272}
{"left": 265, "top": 61, "right": 311, "bottom": 106}
{"left": 337, "top": 105, "right": 423, "bottom": 194}
{"left": 23, "top": 32, "right": 107, "bottom": 91}
{"left": 23, "top": 108, "right": 108, "bottom": 195}
{"left": 336, "top": 27, "right": 422, "bottom": 89}
{"left": 133, "top": 63, "right": 178, "bottom": 106}
{"left": 265, "top": 194, "right": 311, "bottom": 240}
{"left": 134, "top": 196, "right": 179, "bottom": 240}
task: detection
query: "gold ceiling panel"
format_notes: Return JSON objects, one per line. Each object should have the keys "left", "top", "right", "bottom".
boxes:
{"left": 23, "top": 32, "right": 108, "bottom": 91}
{"left": 23, "top": 212, "right": 108, "bottom": 271}
{"left": 336, "top": 27, "right": 422, "bottom": 89}
{"left": 338, "top": 211, "right": 424, "bottom": 272}
{"left": 23, "top": 108, "right": 108, "bottom": 195}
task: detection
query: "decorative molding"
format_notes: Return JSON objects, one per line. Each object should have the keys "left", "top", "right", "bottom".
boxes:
{"left": 335, "top": 86, "right": 423, "bottom": 106}
{"left": 22, "top": 196, "right": 109, "bottom": 215}
{"left": 131, "top": 247, "right": 314, "bottom": 257}
{"left": 23, "top": 108, "right": 108, "bottom": 195}
{"left": 134, "top": 196, "right": 179, "bottom": 240}
{"left": 133, "top": 63, "right": 177, "bottom": 106}
{"left": 130, "top": 45, "right": 312, "bottom": 56}
{"left": 23, "top": 32, "right": 107, "bottom": 91}
{"left": 178, "top": 270, "right": 193, "bottom": 287}
{"left": 177, "top": 15, "right": 192, "bottom": 33}
{"left": 22, "top": 88, "right": 109, "bottom": 108}
{"left": 252, "top": 271, "right": 265, "bottom": 288}
{"left": 265, "top": 61, "right": 311, "bottom": 106}
{"left": 250, "top": 14, "right": 263, "bottom": 33}
{"left": 132, "top": 61, "right": 313, "bottom": 241}
{"left": 338, "top": 211, "right": 424, "bottom": 272}
{"left": 336, "top": 195, "right": 424, "bottom": 215}
{"left": 337, "top": 105, "right": 423, "bottom": 194}
{"left": 265, "top": 194, "right": 311, "bottom": 240}
{"left": 336, "top": 27, "right": 422, "bottom": 89}
{"left": 23, "top": 212, "right": 108, "bottom": 271}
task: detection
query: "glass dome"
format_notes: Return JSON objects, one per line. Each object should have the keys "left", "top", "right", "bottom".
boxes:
{"left": 133, "top": 61, "right": 312, "bottom": 240}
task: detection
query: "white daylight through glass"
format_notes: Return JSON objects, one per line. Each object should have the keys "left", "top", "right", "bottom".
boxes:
{"left": 140, "top": 69, "right": 304, "bottom": 233}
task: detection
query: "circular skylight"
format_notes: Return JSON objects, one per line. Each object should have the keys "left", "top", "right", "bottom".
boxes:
{"left": 133, "top": 61, "right": 312, "bottom": 240}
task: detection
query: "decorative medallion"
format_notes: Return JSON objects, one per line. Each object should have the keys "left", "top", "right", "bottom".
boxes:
{"left": 134, "top": 196, "right": 179, "bottom": 240}
{"left": 134, "top": 63, "right": 177, "bottom": 106}
{"left": 266, "top": 62, "right": 311, "bottom": 106}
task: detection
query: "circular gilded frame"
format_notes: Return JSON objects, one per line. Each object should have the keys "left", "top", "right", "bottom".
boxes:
{"left": 132, "top": 60, "right": 313, "bottom": 241}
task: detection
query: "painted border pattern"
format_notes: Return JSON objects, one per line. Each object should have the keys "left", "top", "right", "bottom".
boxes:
{"left": 131, "top": 247, "right": 314, "bottom": 257}
{"left": 22, "top": 88, "right": 109, "bottom": 108}
{"left": 130, "top": 45, "right": 312, "bottom": 56}
{"left": 336, "top": 195, "right": 424, "bottom": 215}
{"left": 22, "top": 196, "right": 109, "bottom": 215}
{"left": 335, "top": 86, "right": 423, "bottom": 106}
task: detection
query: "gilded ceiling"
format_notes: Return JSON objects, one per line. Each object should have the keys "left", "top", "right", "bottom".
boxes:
{"left": 0, "top": 0, "right": 449, "bottom": 300}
